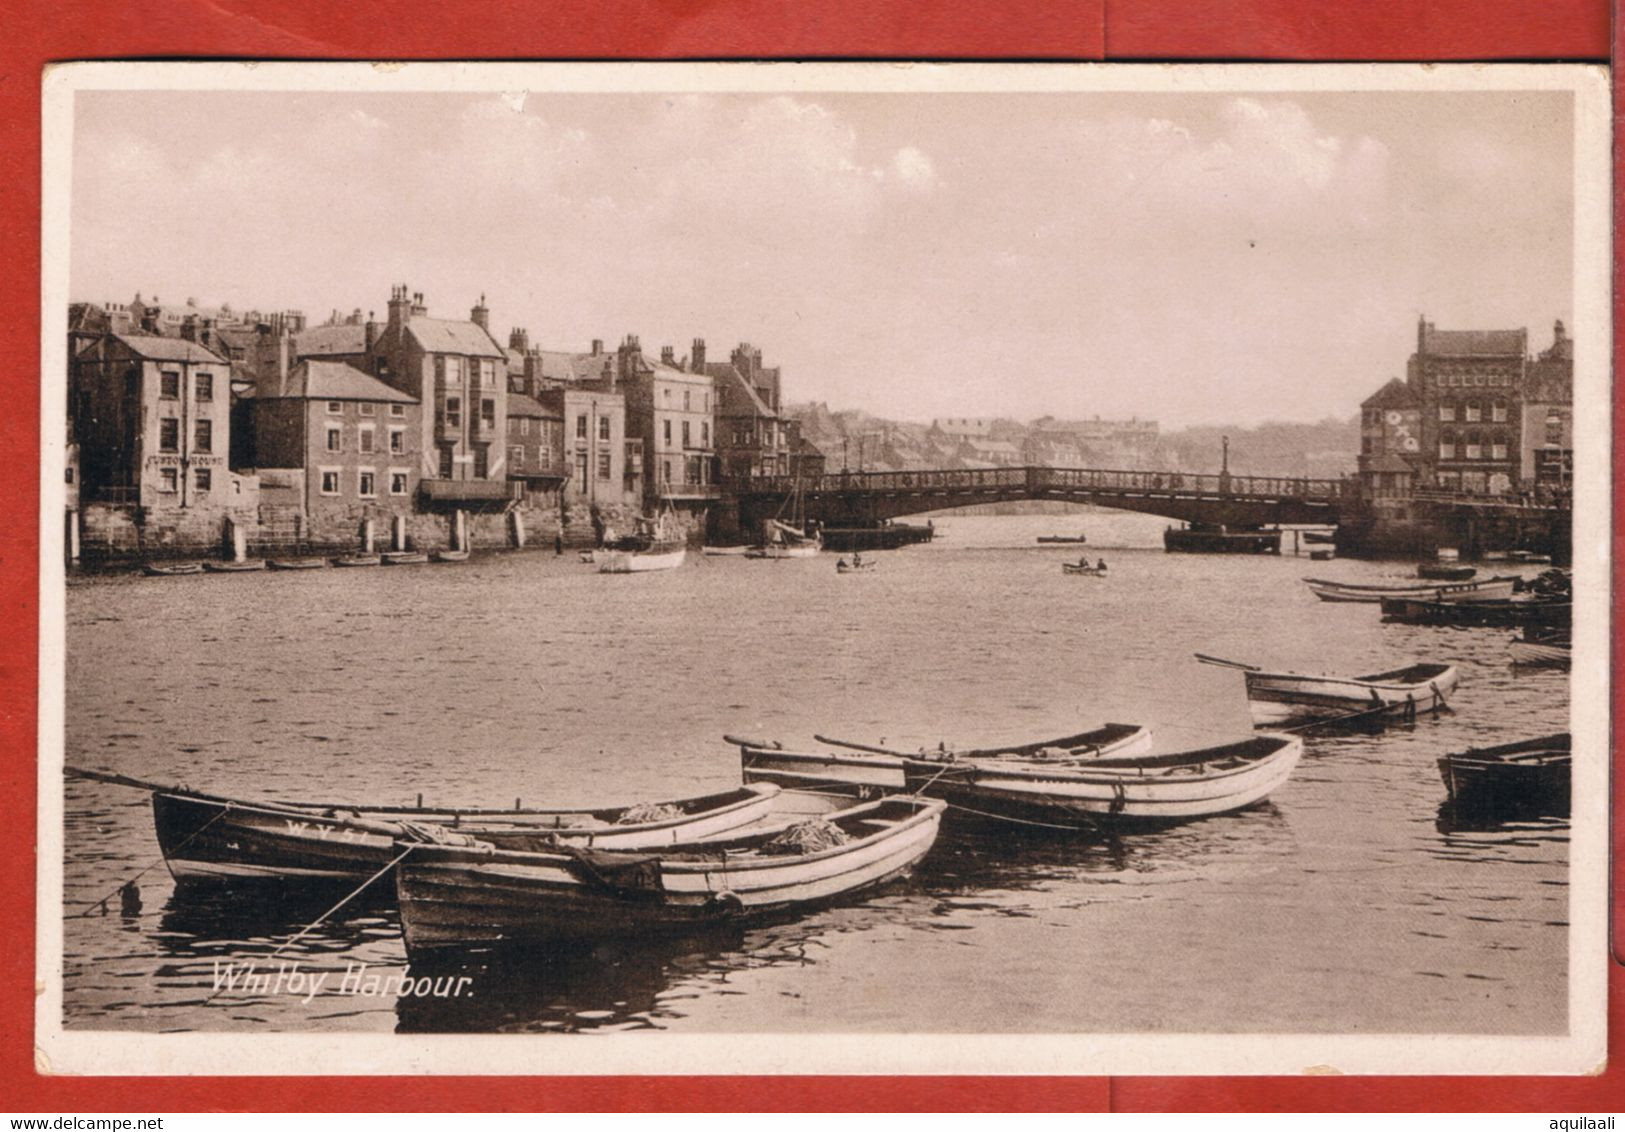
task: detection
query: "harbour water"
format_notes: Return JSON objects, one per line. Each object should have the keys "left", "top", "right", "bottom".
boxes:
{"left": 60, "top": 511, "right": 1569, "bottom": 1035}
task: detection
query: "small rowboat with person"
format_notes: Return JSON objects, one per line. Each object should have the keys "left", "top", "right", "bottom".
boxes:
{"left": 730, "top": 723, "right": 1154, "bottom": 793}
{"left": 1437, "top": 733, "right": 1569, "bottom": 816}
{"left": 1196, "top": 654, "right": 1459, "bottom": 728}
{"left": 394, "top": 794, "right": 945, "bottom": 953}
{"left": 64, "top": 766, "right": 781, "bottom": 886}
{"left": 1062, "top": 559, "right": 1108, "bottom": 576}
{"left": 1302, "top": 575, "right": 1518, "bottom": 604}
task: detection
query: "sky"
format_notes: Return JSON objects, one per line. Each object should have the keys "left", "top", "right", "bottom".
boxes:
{"left": 69, "top": 86, "right": 1576, "bottom": 427}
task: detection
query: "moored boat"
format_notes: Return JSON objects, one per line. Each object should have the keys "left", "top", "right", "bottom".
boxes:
{"left": 598, "top": 542, "right": 687, "bottom": 573}
{"left": 332, "top": 554, "right": 382, "bottom": 568}
{"left": 897, "top": 734, "right": 1303, "bottom": 828}
{"left": 266, "top": 558, "right": 327, "bottom": 571}
{"left": 1301, "top": 531, "right": 1336, "bottom": 545}
{"left": 731, "top": 723, "right": 1154, "bottom": 793}
{"left": 1416, "top": 562, "right": 1476, "bottom": 581}
{"left": 1061, "top": 562, "right": 1107, "bottom": 576}
{"left": 201, "top": 559, "right": 267, "bottom": 573}
{"left": 1196, "top": 654, "right": 1458, "bottom": 727}
{"left": 431, "top": 549, "right": 471, "bottom": 563}
{"left": 1308, "top": 549, "right": 1334, "bottom": 561}
{"left": 1037, "top": 534, "right": 1088, "bottom": 545}
{"left": 1303, "top": 575, "right": 1518, "bottom": 604}
{"left": 64, "top": 766, "right": 781, "bottom": 885}
{"left": 394, "top": 794, "right": 945, "bottom": 952}
{"left": 836, "top": 558, "right": 877, "bottom": 574}
{"left": 702, "top": 545, "right": 751, "bottom": 556}
{"left": 1437, "top": 733, "right": 1569, "bottom": 815}
{"left": 141, "top": 562, "right": 204, "bottom": 576}
{"left": 381, "top": 550, "right": 430, "bottom": 565}
{"left": 1509, "top": 627, "right": 1571, "bottom": 668}
{"left": 1380, "top": 595, "right": 1569, "bottom": 628}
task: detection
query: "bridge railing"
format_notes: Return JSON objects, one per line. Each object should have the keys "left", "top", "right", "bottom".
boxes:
{"left": 742, "top": 465, "right": 1349, "bottom": 500}
{"left": 1408, "top": 487, "right": 1569, "bottom": 512}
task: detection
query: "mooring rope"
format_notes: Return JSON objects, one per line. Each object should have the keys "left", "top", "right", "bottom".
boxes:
{"left": 74, "top": 803, "right": 235, "bottom": 918}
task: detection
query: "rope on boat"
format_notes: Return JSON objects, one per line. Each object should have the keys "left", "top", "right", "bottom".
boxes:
{"left": 266, "top": 845, "right": 417, "bottom": 962}
{"left": 939, "top": 800, "right": 1095, "bottom": 832}
{"left": 74, "top": 803, "right": 235, "bottom": 918}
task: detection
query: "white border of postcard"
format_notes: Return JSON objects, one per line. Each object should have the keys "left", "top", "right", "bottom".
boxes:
{"left": 35, "top": 60, "right": 1612, "bottom": 1077}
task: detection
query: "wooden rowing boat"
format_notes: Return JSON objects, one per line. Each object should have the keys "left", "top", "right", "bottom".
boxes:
{"left": 381, "top": 550, "right": 430, "bottom": 565}
{"left": 1196, "top": 654, "right": 1458, "bottom": 727}
{"left": 266, "top": 558, "right": 327, "bottom": 570}
{"left": 1037, "top": 534, "right": 1088, "bottom": 544}
{"left": 431, "top": 549, "right": 470, "bottom": 563}
{"left": 1303, "top": 575, "right": 1518, "bottom": 603}
{"left": 730, "top": 723, "right": 1154, "bottom": 793}
{"left": 836, "top": 560, "right": 877, "bottom": 574}
{"left": 141, "top": 562, "right": 204, "bottom": 576}
{"left": 1509, "top": 626, "right": 1571, "bottom": 668}
{"left": 598, "top": 543, "right": 686, "bottom": 573}
{"left": 1061, "top": 563, "right": 1107, "bottom": 575}
{"left": 395, "top": 794, "right": 945, "bottom": 952}
{"left": 64, "top": 766, "right": 781, "bottom": 885}
{"left": 1380, "top": 596, "right": 1569, "bottom": 627}
{"left": 897, "top": 734, "right": 1303, "bottom": 828}
{"left": 1437, "top": 733, "right": 1569, "bottom": 815}
{"left": 201, "top": 559, "right": 266, "bottom": 573}
{"left": 331, "top": 554, "right": 382, "bottom": 568}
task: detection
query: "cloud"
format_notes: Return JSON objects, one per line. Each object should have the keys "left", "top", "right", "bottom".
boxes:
{"left": 891, "top": 146, "right": 937, "bottom": 191}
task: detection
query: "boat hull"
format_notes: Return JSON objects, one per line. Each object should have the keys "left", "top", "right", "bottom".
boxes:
{"left": 901, "top": 735, "right": 1301, "bottom": 828}
{"left": 152, "top": 783, "right": 780, "bottom": 885}
{"left": 1380, "top": 597, "right": 1569, "bottom": 627}
{"left": 267, "top": 559, "right": 327, "bottom": 570}
{"left": 738, "top": 725, "right": 1154, "bottom": 794}
{"left": 396, "top": 798, "right": 944, "bottom": 951}
{"left": 1243, "top": 666, "right": 1458, "bottom": 726}
{"left": 1305, "top": 576, "right": 1517, "bottom": 603}
{"left": 598, "top": 547, "right": 687, "bottom": 573}
{"left": 1438, "top": 734, "right": 1570, "bottom": 815}
{"left": 1509, "top": 639, "right": 1571, "bottom": 667}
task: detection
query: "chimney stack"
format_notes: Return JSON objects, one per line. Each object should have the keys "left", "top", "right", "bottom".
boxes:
{"left": 660, "top": 345, "right": 675, "bottom": 366}
{"left": 509, "top": 327, "right": 529, "bottom": 353}
{"left": 364, "top": 311, "right": 378, "bottom": 356}
{"left": 387, "top": 284, "right": 412, "bottom": 332}
{"left": 591, "top": 338, "right": 603, "bottom": 356}
{"left": 179, "top": 314, "right": 198, "bottom": 342}
{"left": 691, "top": 338, "right": 706, "bottom": 373}
{"left": 471, "top": 293, "right": 489, "bottom": 330}
{"left": 411, "top": 292, "right": 427, "bottom": 317}
{"left": 277, "top": 324, "right": 290, "bottom": 398}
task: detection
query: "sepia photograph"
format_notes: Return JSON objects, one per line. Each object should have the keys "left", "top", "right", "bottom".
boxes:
{"left": 35, "top": 61, "right": 1610, "bottom": 1077}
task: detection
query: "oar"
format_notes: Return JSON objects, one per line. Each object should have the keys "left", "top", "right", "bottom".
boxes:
{"left": 65, "top": 765, "right": 183, "bottom": 793}
{"left": 813, "top": 734, "right": 914, "bottom": 757}
{"left": 1193, "top": 653, "right": 1261, "bottom": 671}
{"left": 722, "top": 734, "right": 784, "bottom": 750}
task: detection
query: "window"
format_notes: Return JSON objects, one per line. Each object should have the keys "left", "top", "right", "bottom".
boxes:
{"left": 473, "top": 446, "right": 488, "bottom": 478}
{"left": 598, "top": 416, "right": 610, "bottom": 441}
{"left": 327, "top": 401, "right": 343, "bottom": 415}
{"left": 438, "top": 447, "right": 454, "bottom": 478}
{"left": 159, "top": 467, "right": 178, "bottom": 493}
{"left": 443, "top": 357, "right": 463, "bottom": 383}
{"left": 683, "top": 389, "right": 691, "bottom": 411}
{"left": 326, "top": 426, "right": 343, "bottom": 453}
{"left": 320, "top": 469, "right": 341, "bottom": 495}
{"left": 480, "top": 399, "right": 495, "bottom": 429}
{"left": 389, "top": 427, "right": 405, "bottom": 454}
{"left": 359, "top": 402, "right": 375, "bottom": 416}
{"left": 358, "top": 470, "right": 376, "bottom": 497}
{"left": 682, "top": 420, "right": 691, "bottom": 448}
{"left": 597, "top": 451, "right": 611, "bottom": 480}
{"left": 575, "top": 452, "right": 588, "bottom": 492}
{"left": 1491, "top": 402, "right": 1507, "bottom": 423}
{"left": 389, "top": 471, "right": 409, "bottom": 495}
{"left": 160, "top": 372, "right": 180, "bottom": 400}
{"left": 663, "top": 419, "right": 672, "bottom": 445}
{"left": 195, "top": 373, "right": 213, "bottom": 402}
{"left": 445, "top": 397, "right": 462, "bottom": 429}
{"left": 194, "top": 419, "right": 212, "bottom": 453}
{"left": 1465, "top": 434, "right": 1482, "bottom": 460}
{"left": 390, "top": 403, "right": 406, "bottom": 418}
{"left": 1439, "top": 431, "right": 1456, "bottom": 460}
{"left": 1491, "top": 441, "right": 1508, "bottom": 461}
{"left": 359, "top": 426, "right": 375, "bottom": 454}
{"left": 159, "top": 418, "right": 180, "bottom": 453}
{"left": 662, "top": 459, "right": 672, "bottom": 483}
{"left": 510, "top": 445, "right": 525, "bottom": 470}
{"left": 1465, "top": 402, "right": 1481, "bottom": 423}
{"left": 701, "top": 421, "right": 709, "bottom": 446}
{"left": 519, "top": 418, "right": 531, "bottom": 436}
{"left": 1361, "top": 436, "right": 1374, "bottom": 455}
{"left": 1438, "top": 405, "right": 1455, "bottom": 422}
{"left": 576, "top": 414, "right": 587, "bottom": 439}
{"left": 195, "top": 468, "right": 211, "bottom": 492}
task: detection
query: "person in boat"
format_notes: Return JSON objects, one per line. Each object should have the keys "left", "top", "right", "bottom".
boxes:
{"left": 837, "top": 557, "right": 849, "bottom": 569}
{"left": 1096, "top": 558, "right": 1107, "bottom": 571}
{"left": 852, "top": 551, "right": 864, "bottom": 567}
{"left": 1078, "top": 556, "right": 1089, "bottom": 568}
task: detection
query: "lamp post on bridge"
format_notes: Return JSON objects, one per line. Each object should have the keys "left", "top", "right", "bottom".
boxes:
{"left": 1219, "top": 435, "right": 1233, "bottom": 495}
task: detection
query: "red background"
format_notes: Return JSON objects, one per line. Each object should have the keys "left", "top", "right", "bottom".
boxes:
{"left": 0, "top": 0, "right": 1615, "bottom": 1112}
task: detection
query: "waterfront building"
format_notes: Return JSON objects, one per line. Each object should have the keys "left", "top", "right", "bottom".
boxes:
{"left": 613, "top": 334, "right": 718, "bottom": 510}
{"left": 1357, "top": 377, "right": 1423, "bottom": 499}
{"left": 1406, "top": 319, "right": 1526, "bottom": 494}
{"left": 1521, "top": 320, "right": 1574, "bottom": 499}
{"left": 505, "top": 390, "right": 566, "bottom": 498}
{"left": 366, "top": 286, "right": 516, "bottom": 508}
{"left": 237, "top": 359, "right": 421, "bottom": 541}
{"left": 705, "top": 338, "right": 795, "bottom": 480}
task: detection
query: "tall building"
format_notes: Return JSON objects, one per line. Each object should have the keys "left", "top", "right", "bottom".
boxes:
{"left": 613, "top": 334, "right": 718, "bottom": 510}
{"left": 1407, "top": 319, "right": 1526, "bottom": 494}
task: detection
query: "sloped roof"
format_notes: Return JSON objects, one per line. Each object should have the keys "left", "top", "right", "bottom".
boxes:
{"left": 261, "top": 360, "right": 417, "bottom": 403}
{"left": 1420, "top": 326, "right": 1526, "bottom": 357}
{"left": 294, "top": 324, "right": 368, "bottom": 357}
{"left": 1361, "top": 378, "right": 1419, "bottom": 410}
{"left": 406, "top": 318, "right": 506, "bottom": 359}
{"left": 110, "top": 333, "right": 228, "bottom": 364}
{"left": 524, "top": 349, "right": 615, "bottom": 383}
{"left": 507, "top": 392, "right": 558, "bottom": 419}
